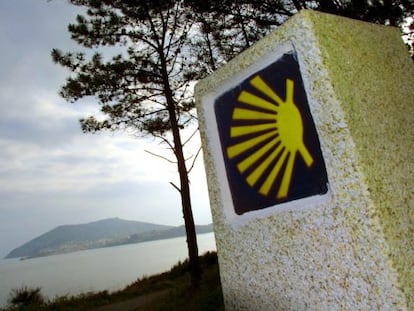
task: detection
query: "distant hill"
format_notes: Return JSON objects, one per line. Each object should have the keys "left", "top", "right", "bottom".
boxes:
{"left": 5, "top": 218, "right": 213, "bottom": 259}
{"left": 113, "top": 224, "right": 214, "bottom": 246}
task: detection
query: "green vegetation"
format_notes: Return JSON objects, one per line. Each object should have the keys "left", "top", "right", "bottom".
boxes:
{"left": 1, "top": 252, "right": 223, "bottom": 311}
{"left": 5, "top": 286, "right": 46, "bottom": 310}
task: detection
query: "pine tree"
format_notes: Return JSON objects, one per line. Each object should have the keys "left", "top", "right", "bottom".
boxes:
{"left": 52, "top": 0, "right": 202, "bottom": 288}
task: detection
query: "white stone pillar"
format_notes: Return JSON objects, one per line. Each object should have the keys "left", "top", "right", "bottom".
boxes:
{"left": 195, "top": 10, "right": 414, "bottom": 311}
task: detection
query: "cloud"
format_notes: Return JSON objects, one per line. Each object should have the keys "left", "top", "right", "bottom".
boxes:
{"left": 0, "top": 134, "right": 173, "bottom": 190}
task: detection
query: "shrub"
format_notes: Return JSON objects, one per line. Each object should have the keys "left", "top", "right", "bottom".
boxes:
{"left": 8, "top": 286, "right": 46, "bottom": 308}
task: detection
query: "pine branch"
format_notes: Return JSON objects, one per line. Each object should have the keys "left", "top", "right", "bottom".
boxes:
{"left": 169, "top": 182, "right": 181, "bottom": 193}
{"left": 182, "top": 127, "right": 200, "bottom": 147}
{"left": 187, "top": 146, "right": 203, "bottom": 174}
{"left": 145, "top": 149, "right": 176, "bottom": 164}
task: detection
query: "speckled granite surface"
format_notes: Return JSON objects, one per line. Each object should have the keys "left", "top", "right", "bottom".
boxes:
{"left": 195, "top": 10, "right": 413, "bottom": 311}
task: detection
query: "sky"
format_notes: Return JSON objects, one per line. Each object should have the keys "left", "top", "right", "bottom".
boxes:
{"left": 0, "top": 1, "right": 212, "bottom": 258}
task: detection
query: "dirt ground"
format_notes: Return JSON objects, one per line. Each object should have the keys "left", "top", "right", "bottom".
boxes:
{"left": 91, "top": 290, "right": 169, "bottom": 311}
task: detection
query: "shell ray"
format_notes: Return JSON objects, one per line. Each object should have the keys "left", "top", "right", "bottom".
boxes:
{"left": 246, "top": 144, "right": 284, "bottom": 187}
{"left": 227, "top": 130, "right": 277, "bottom": 159}
{"left": 231, "top": 123, "right": 276, "bottom": 138}
{"left": 232, "top": 108, "right": 276, "bottom": 120}
{"left": 238, "top": 91, "right": 279, "bottom": 112}
{"left": 237, "top": 138, "right": 281, "bottom": 173}
{"left": 259, "top": 149, "right": 289, "bottom": 196}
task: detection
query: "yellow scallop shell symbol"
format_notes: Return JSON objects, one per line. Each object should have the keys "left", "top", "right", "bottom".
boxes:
{"left": 226, "top": 75, "right": 314, "bottom": 199}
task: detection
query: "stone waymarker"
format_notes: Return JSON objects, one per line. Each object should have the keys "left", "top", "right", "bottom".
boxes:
{"left": 195, "top": 10, "right": 413, "bottom": 311}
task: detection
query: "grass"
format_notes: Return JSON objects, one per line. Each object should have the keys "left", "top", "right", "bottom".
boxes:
{"left": 1, "top": 251, "right": 224, "bottom": 311}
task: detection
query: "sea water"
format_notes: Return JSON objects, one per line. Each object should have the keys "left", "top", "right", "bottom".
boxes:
{"left": 0, "top": 232, "right": 216, "bottom": 308}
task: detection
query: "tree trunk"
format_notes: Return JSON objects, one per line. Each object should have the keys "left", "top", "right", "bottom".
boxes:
{"left": 144, "top": 1, "right": 202, "bottom": 288}
{"left": 201, "top": 18, "right": 217, "bottom": 71}
{"left": 291, "top": 0, "right": 303, "bottom": 11}
{"left": 235, "top": 1, "right": 251, "bottom": 48}
{"left": 159, "top": 52, "right": 201, "bottom": 289}
{"left": 175, "top": 135, "right": 202, "bottom": 289}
